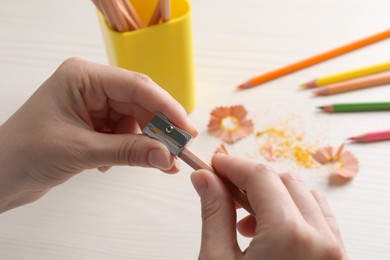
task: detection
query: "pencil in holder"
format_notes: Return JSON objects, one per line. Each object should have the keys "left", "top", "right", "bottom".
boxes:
{"left": 97, "top": 0, "right": 195, "bottom": 113}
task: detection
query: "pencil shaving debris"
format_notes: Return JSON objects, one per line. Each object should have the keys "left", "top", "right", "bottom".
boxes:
{"left": 256, "top": 125, "right": 317, "bottom": 168}
{"left": 215, "top": 144, "right": 230, "bottom": 155}
{"left": 208, "top": 105, "right": 254, "bottom": 143}
{"left": 312, "top": 144, "right": 359, "bottom": 178}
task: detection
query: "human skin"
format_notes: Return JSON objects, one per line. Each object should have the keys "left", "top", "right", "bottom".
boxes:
{"left": 0, "top": 57, "right": 347, "bottom": 259}
{"left": 191, "top": 154, "right": 348, "bottom": 260}
{"left": 0, "top": 57, "right": 198, "bottom": 213}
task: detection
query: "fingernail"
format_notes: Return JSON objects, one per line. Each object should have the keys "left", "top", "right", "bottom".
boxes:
{"left": 148, "top": 149, "right": 172, "bottom": 170}
{"left": 174, "top": 159, "right": 181, "bottom": 171}
{"left": 214, "top": 153, "right": 227, "bottom": 158}
{"left": 98, "top": 166, "right": 111, "bottom": 173}
{"left": 190, "top": 172, "right": 208, "bottom": 197}
{"left": 187, "top": 120, "right": 199, "bottom": 136}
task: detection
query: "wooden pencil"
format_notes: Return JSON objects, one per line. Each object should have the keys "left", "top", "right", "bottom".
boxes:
{"left": 93, "top": 0, "right": 115, "bottom": 29}
{"left": 160, "top": 0, "right": 171, "bottom": 22}
{"left": 348, "top": 130, "right": 390, "bottom": 143}
{"left": 237, "top": 29, "right": 390, "bottom": 90}
{"left": 116, "top": 0, "right": 139, "bottom": 30}
{"left": 179, "top": 147, "right": 255, "bottom": 216}
{"left": 319, "top": 101, "right": 390, "bottom": 113}
{"left": 120, "top": 0, "right": 144, "bottom": 28}
{"left": 99, "top": 0, "right": 128, "bottom": 32}
{"left": 302, "top": 61, "right": 390, "bottom": 88}
{"left": 149, "top": 1, "right": 162, "bottom": 25}
{"left": 313, "top": 71, "right": 390, "bottom": 96}
{"left": 111, "top": 0, "right": 131, "bottom": 32}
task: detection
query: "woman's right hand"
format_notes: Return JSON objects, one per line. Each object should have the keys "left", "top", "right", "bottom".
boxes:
{"left": 191, "top": 154, "right": 348, "bottom": 260}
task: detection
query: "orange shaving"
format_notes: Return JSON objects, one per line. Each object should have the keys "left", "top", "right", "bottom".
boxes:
{"left": 208, "top": 105, "right": 254, "bottom": 143}
{"left": 215, "top": 144, "right": 230, "bottom": 155}
{"left": 312, "top": 144, "right": 359, "bottom": 178}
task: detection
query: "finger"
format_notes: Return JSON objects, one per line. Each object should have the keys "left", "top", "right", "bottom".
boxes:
{"left": 212, "top": 154, "right": 300, "bottom": 219}
{"left": 108, "top": 101, "right": 155, "bottom": 129}
{"left": 160, "top": 159, "right": 181, "bottom": 174}
{"left": 85, "top": 131, "right": 177, "bottom": 172}
{"left": 114, "top": 115, "right": 141, "bottom": 135}
{"left": 311, "top": 190, "right": 348, "bottom": 257}
{"left": 97, "top": 151, "right": 180, "bottom": 174}
{"left": 237, "top": 215, "right": 256, "bottom": 237}
{"left": 85, "top": 61, "right": 198, "bottom": 137}
{"left": 310, "top": 191, "right": 343, "bottom": 241}
{"left": 97, "top": 165, "right": 112, "bottom": 173}
{"left": 191, "top": 170, "right": 241, "bottom": 258}
{"left": 279, "top": 172, "right": 325, "bottom": 226}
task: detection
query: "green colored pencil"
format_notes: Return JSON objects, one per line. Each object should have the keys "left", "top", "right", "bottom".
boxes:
{"left": 319, "top": 102, "right": 390, "bottom": 113}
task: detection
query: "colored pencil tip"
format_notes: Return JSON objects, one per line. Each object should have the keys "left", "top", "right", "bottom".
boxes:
{"left": 237, "top": 81, "right": 253, "bottom": 90}
{"left": 301, "top": 79, "right": 317, "bottom": 89}
{"left": 317, "top": 106, "right": 324, "bottom": 109}
{"left": 312, "top": 90, "right": 321, "bottom": 96}
{"left": 347, "top": 137, "right": 357, "bottom": 141}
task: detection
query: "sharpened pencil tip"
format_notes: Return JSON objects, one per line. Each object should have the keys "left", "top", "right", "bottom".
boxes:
{"left": 312, "top": 90, "right": 322, "bottom": 96}
{"left": 302, "top": 79, "right": 317, "bottom": 89}
{"left": 237, "top": 81, "right": 253, "bottom": 90}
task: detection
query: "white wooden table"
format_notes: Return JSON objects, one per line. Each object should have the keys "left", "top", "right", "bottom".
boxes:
{"left": 1, "top": 0, "right": 390, "bottom": 259}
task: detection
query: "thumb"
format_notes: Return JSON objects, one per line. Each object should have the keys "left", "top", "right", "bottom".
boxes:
{"left": 191, "top": 170, "right": 240, "bottom": 258}
{"left": 86, "top": 132, "right": 176, "bottom": 171}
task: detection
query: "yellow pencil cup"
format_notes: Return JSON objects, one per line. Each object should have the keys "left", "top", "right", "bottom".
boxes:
{"left": 98, "top": 0, "right": 195, "bottom": 113}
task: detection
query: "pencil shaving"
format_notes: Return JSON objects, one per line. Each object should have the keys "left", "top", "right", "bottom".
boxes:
{"left": 263, "top": 142, "right": 277, "bottom": 161}
{"left": 256, "top": 123, "right": 317, "bottom": 168}
{"left": 312, "top": 146, "right": 332, "bottom": 164}
{"left": 313, "top": 144, "right": 359, "bottom": 178}
{"left": 215, "top": 144, "right": 230, "bottom": 155}
{"left": 207, "top": 105, "right": 254, "bottom": 143}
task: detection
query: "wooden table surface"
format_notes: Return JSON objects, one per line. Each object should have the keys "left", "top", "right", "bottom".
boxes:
{"left": 1, "top": 0, "right": 390, "bottom": 259}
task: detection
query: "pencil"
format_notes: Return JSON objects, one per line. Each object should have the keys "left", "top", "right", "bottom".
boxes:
{"left": 149, "top": 1, "right": 162, "bottom": 25}
{"left": 313, "top": 71, "right": 390, "bottom": 96}
{"left": 302, "top": 61, "right": 390, "bottom": 88}
{"left": 348, "top": 130, "right": 390, "bottom": 143}
{"left": 179, "top": 147, "right": 255, "bottom": 216}
{"left": 319, "top": 101, "right": 390, "bottom": 113}
{"left": 110, "top": 0, "right": 131, "bottom": 32}
{"left": 93, "top": 0, "right": 115, "bottom": 29}
{"left": 117, "top": 0, "right": 139, "bottom": 30}
{"left": 120, "top": 0, "right": 144, "bottom": 28}
{"left": 160, "top": 0, "right": 171, "bottom": 22}
{"left": 237, "top": 29, "right": 390, "bottom": 90}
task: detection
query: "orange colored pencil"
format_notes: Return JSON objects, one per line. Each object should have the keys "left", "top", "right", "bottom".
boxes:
{"left": 313, "top": 71, "right": 390, "bottom": 96}
{"left": 237, "top": 29, "right": 390, "bottom": 90}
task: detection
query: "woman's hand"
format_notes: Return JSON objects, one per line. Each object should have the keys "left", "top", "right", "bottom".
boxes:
{"left": 191, "top": 154, "right": 348, "bottom": 260}
{"left": 0, "top": 57, "right": 197, "bottom": 212}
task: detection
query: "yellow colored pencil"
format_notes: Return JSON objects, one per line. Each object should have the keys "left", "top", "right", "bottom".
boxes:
{"left": 237, "top": 29, "right": 390, "bottom": 90}
{"left": 302, "top": 61, "right": 390, "bottom": 88}
{"left": 313, "top": 71, "right": 390, "bottom": 96}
